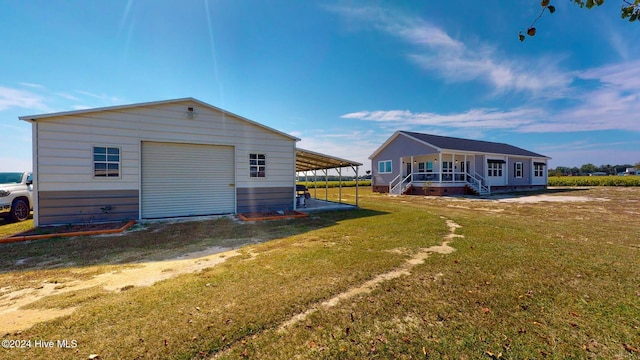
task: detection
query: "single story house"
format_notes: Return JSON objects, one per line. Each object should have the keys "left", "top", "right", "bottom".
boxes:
{"left": 20, "top": 98, "right": 316, "bottom": 226}
{"left": 370, "top": 131, "right": 550, "bottom": 196}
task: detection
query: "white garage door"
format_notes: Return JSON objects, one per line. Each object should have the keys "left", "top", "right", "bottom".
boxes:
{"left": 141, "top": 141, "right": 235, "bottom": 219}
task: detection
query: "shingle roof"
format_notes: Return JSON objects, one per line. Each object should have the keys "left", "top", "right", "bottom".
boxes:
{"left": 400, "top": 131, "right": 548, "bottom": 158}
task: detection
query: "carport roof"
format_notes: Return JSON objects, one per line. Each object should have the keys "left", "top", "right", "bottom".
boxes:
{"left": 296, "top": 148, "right": 362, "bottom": 172}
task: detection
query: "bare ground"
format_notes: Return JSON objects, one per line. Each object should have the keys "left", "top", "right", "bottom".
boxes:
{"left": 0, "top": 245, "right": 248, "bottom": 334}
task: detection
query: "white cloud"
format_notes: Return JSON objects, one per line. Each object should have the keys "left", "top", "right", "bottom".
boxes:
{"left": 343, "top": 57, "right": 640, "bottom": 134}
{"left": 74, "top": 90, "right": 123, "bottom": 103}
{"left": 327, "top": 4, "right": 571, "bottom": 95}
{"left": 0, "top": 86, "right": 49, "bottom": 112}
{"left": 19, "top": 82, "right": 45, "bottom": 89}
{"left": 56, "top": 92, "right": 80, "bottom": 101}
{"left": 342, "top": 107, "right": 539, "bottom": 130}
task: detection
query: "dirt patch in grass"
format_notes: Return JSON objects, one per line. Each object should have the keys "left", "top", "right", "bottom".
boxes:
{"left": 0, "top": 245, "right": 245, "bottom": 334}
{"left": 238, "top": 210, "right": 308, "bottom": 221}
{"left": 13, "top": 221, "right": 130, "bottom": 237}
{"left": 494, "top": 194, "right": 609, "bottom": 203}
{"left": 212, "top": 216, "right": 461, "bottom": 358}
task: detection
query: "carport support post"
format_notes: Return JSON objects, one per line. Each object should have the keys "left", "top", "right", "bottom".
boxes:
{"left": 352, "top": 164, "right": 359, "bottom": 207}
{"left": 314, "top": 169, "right": 317, "bottom": 199}
{"left": 338, "top": 167, "right": 342, "bottom": 204}
{"left": 324, "top": 169, "right": 328, "bottom": 201}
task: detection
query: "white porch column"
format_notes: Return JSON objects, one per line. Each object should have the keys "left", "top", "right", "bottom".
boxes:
{"left": 410, "top": 155, "right": 414, "bottom": 181}
{"left": 464, "top": 154, "right": 467, "bottom": 180}
{"left": 438, "top": 152, "right": 442, "bottom": 183}
{"left": 452, "top": 153, "right": 455, "bottom": 182}
{"left": 483, "top": 154, "right": 487, "bottom": 179}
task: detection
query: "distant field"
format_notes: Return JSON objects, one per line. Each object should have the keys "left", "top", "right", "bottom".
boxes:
{"left": 549, "top": 175, "right": 640, "bottom": 186}
{"left": 297, "top": 180, "right": 371, "bottom": 188}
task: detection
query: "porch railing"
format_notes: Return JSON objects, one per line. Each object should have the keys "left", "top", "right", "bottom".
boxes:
{"left": 389, "top": 171, "right": 491, "bottom": 196}
{"left": 389, "top": 173, "right": 413, "bottom": 195}
{"left": 466, "top": 172, "right": 490, "bottom": 194}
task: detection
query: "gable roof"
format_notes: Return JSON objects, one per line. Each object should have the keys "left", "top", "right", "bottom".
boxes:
{"left": 19, "top": 97, "right": 300, "bottom": 142}
{"left": 370, "top": 131, "right": 549, "bottom": 159}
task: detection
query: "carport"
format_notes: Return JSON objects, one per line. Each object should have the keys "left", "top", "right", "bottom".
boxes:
{"left": 295, "top": 148, "right": 362, "bottom": 210}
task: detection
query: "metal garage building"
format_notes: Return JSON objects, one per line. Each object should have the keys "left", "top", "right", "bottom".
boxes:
{"left": 21, "top": 98, "right": 303, "bottom": 226}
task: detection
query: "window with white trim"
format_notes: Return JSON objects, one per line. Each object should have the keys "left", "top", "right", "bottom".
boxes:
{"left": 442, "top": 161, "right": 453, "bottom": 173}
{"left": 378, "top": 160, "right": 392, "bottom": 174}
{"left": 488, "top": 162, "right": 503, "bottom": 177}
{"left": 249, "top": 153, "right": 266, "bottom": 177}
{"left": 93, "top": 146, "right": 120, "bottom": 178}
{"left": 534, "top": 163, "right": 545, "bottom": 177}
{"left": 417, "top": 161, "right": 433, "bottom": 173}
{"left": 514, "top": 162, "right": 523, "bottom": 178}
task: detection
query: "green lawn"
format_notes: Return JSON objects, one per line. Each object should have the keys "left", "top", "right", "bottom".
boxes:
{"left": 0, "top": 216, "right": 34, "bottom": 238}
{"left": 0, "top": 187, "right": 638, "bottom": 359}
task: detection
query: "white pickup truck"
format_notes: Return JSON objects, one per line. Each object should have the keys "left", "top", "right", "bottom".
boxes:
{"left": 0, "top": 172, "right": 33, "bottom": 222}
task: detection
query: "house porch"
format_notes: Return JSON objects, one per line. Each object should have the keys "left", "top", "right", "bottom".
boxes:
{"left": 387, "top": 153, "right": 490, "bottom": 195}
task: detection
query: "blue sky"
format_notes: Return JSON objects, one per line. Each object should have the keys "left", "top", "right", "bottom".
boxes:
{"left": 2, "top": 1, "right": 639, "bottom": 174}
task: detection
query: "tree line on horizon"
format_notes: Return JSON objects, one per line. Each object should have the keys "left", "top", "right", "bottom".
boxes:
{"left": 549, "top": 162, "right": 640, "bottom": 176}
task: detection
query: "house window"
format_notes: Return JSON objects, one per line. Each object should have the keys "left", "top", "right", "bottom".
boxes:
{"left": 93, "top": 146, "right": 120, "bottom": 178}
{"left": 534, "top": 163, "right": 545, "bottom": 177}
{"left": 488, "top": 162, "right": 503, "bottom": 177}
{"left": 378, "top": 160, "right": 392, "bottom": 174}
{"left": 514, "top": 162, "right": 523, "bottom": 178}
{"left": 249, "top": 153, "right": 266, "bottom": 177}
{"left": 417, "top": 161, "right": 433, "bottom": 173}
{"left": 442, "top": 161, "right": 453, "bottom": 173}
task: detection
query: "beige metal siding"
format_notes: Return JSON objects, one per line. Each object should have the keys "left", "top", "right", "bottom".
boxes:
{"left": 141, "top": 142, "right": 235, "bottom": 219}
{"left": 33, "top": 100, "right": 296, "bottom": 192}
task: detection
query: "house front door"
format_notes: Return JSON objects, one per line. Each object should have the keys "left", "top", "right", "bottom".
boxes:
{"left": 406, "top": 162, "right": 412, "bottom": 178}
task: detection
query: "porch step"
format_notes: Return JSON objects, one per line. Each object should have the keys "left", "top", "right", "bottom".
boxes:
{"left": 465, "top": 183, "right": 490, "bottom": 196}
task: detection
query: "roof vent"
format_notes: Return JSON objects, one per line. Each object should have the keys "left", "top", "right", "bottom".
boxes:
{"left": 185, "top": 107, "right": 196, "bottom": 119}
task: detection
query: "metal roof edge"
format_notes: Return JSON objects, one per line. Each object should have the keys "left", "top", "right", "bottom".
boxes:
{"left": 19, "top": 97, "right": 300, "bottom": 142}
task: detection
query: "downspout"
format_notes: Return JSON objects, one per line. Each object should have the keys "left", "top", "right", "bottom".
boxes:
{"left": 530, "top": 159, "right": 534, "bottom": 185}
{"left": 505, "top": 156, "right": 509, "bottom": 185}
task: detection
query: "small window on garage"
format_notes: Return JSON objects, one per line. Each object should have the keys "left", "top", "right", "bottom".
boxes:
{"left": 93, "top": 146, "right": 120, "bottom": 178}
{"left": 250, "top": 153, "right": 266, "bottom": 177}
